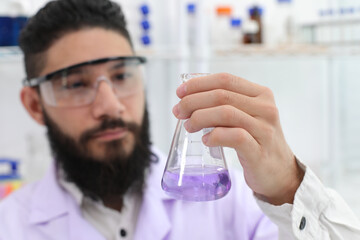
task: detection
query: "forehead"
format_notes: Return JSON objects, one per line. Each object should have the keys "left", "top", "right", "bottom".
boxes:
{"left": 41, "top": 28, "right": 133, "bottom": 76}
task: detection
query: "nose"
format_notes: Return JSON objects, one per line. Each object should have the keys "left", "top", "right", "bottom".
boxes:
{"left": 91, "top": 79, "right": 125, "bottom": 119}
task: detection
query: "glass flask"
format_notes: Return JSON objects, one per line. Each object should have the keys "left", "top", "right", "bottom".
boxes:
{"left": 161, "top": 73, "right": 231, "bottom": 201}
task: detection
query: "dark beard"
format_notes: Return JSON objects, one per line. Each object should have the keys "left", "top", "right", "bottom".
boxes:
{"left": 43, "top": 106, "right": 157, "bottom": 200}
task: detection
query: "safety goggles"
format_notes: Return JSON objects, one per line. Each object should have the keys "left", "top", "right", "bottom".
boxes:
{"left": 23, "top": 56, "right": 147, "bottom": 107}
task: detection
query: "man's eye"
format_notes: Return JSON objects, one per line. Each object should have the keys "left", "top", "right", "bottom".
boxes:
{"left": 114, "top": 73, "right": 132, "bottom": 81}
{"left": 64, "top": 80, "right": 86, "bottom": 89}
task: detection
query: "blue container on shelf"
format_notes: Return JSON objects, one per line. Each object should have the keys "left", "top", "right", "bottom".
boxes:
{"left": 230, "top": 18, "right": 242, "bottom": 28}
{"left": 12, "top": 16, "right": 28, "bottom": 45}
{"left": 0, "top": 17, "right": 13, "bottom": 46}
{"left": 249, "top": 6, "right": 264, "bottom": 17}
{"left": 141, "top": 19, "right": 151, "bottom": 31}
{"left": 140, "top": 4, "right": 150, "bottom": 16}
{"left": 187, "top": 3, "right": 196, "bottom": 14}
{"left": 0, "top": 16, "right": 28, "bottom": 46}
{"left": 141, "top": 35, "right": 151, "bottom": 46}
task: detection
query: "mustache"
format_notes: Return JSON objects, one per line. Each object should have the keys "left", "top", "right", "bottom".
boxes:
{"left": 79, "top": 118, "right": 139, "bottom": 145}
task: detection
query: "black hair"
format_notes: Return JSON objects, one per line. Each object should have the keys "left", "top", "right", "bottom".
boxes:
{"left": 19, "top": 0, "right": 133, "bottom": 79}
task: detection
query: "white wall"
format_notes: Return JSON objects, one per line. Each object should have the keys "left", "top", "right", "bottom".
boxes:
{"left": 0, "top": 54, "right": 50, "bottom": 183}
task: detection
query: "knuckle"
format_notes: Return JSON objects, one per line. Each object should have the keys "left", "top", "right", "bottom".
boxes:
{"left": 263, "top": 104, "right": 279, "bottom": 122}
{"left": 261, "top": 87, "right": 275, "bottom": 99}
{"left": 234, "top": 128, "right": 247, "bottom": 143}
{"left": 218, "top": 72, "right": 230, "bottom": 81}
{"left": 214, "top": 89, "right": 231, "bottom": 105}
{"left": 219, "top": 73, "right": 236, "bottom": 88}
{"left": 221, "top": 105, "right": 236, "bottom": 121}
{"left": 263, "top": 125, "right": 276, "bottom": 139}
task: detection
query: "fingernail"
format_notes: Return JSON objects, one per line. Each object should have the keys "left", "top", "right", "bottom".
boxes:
{"left": 184, "top": 120, "right": 191, "bottom": 131}
{"left": 172, "top": 104, "right": 180, "bottom": 117}
{"left": 177, "top": 83, "right": 187, "bottom": 97}
{"left": 203, "top": 133, "right": 210, "bottom": 145}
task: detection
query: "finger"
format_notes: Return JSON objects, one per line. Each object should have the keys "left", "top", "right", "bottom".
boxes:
{"left": 183, "top": 105, "right": 264, "bottom": 141}
{"left": 176, "top": 72, "right": 265, "bottom": 99}
{"left": 202, "top": 127, "right": 261, "bottom": 166}
{"left": 173, "top": 89, "right": 266, "bottom": 119}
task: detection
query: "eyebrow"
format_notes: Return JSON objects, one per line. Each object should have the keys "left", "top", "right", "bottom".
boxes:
{"left": 66, "top": 67, "right": 85, "bottom": 77}
{"left": 109, "top": 58, "right": 141, "bottom": 71}
{"left": 110, "top": 61, "right": 126, "bottom": 70}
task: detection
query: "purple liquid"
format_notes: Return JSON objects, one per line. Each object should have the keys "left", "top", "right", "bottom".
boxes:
{"left": 161, "top": 166, "right": 231, "bottom": 201}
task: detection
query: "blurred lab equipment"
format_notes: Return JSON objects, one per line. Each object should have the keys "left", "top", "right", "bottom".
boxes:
{"left": 243, "top": 6, "right": 263, "bottom": 44}
{"left": 139, "top": 3, "right": 152, "bottom": 46}
{"left": 0, "top": 16, "right": 27, "bottom": 46}
{"left": 0, "top": 158, "right": 21, "bottom": 200}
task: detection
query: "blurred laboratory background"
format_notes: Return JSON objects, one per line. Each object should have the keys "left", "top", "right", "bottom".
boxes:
{"left": 1, "top": 0, "right": 360, "bottom": 216}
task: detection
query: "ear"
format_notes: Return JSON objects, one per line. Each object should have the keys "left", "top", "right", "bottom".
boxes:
{"left": 20, "top": 87, "right": 45, "bottom": 126}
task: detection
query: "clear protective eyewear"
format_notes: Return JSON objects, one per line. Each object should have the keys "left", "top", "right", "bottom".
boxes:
{"left": 23, "top": 56, "right": 147, "bottom": 107}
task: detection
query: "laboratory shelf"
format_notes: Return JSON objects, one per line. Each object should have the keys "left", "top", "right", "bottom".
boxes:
{"left": 302, "top": 18, "right": 360, "bottom": 28}
{"left": 2, "top": 45, "right": 359, "bottom": 62}
{"left": 0, "top": 47, "right": 22, "bottom": 61}
{"left": 137, "top": 45, "right": 360, "bottom": 60}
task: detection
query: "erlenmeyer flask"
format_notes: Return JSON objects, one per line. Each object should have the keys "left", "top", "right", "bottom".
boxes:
{"left": 161, "top": 73, "right": 231, "bottom": 201}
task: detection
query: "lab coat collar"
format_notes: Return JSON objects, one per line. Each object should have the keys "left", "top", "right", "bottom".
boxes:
{"left": 28, "top": 147, "right": 174, "bottom": 239}
{"left": 29, "top": 162, "right": 69, "bottom": 224}
{"left": 28, "top": 162, "right": 106, "bottom": 239}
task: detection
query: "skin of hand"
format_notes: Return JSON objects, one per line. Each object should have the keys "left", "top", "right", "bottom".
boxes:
{"left": 172, "top": 73, "right": 305, "bottom": 206}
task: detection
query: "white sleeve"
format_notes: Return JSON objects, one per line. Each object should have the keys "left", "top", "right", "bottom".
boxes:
{"left": 256, "top": 161, "right": 360, "bottom": 240}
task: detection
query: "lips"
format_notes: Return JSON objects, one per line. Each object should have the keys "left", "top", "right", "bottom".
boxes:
{"left": 92, "top": 128, "right": 128, "bottom": 142}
